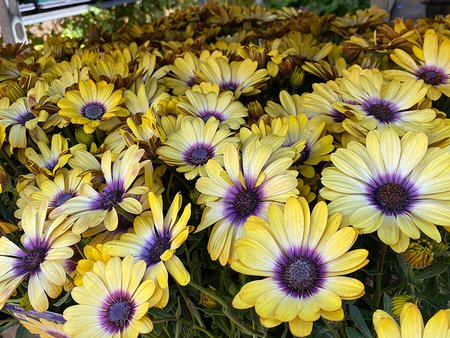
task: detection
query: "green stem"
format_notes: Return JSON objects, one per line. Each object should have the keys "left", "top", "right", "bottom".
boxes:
{"left": 0, "top": 148, "right": 21, "bottom": 177}
{"left": 323, "top": 319, "right": 341, "bottom": 338}
{"left": 374, "top": 244, "right": 387, "bottom": 308}
{"left": 189, "top": 280, "right": 266, "bottom": 337}
{"left": 165, "top": 166, "right": 192, "bottom": 191}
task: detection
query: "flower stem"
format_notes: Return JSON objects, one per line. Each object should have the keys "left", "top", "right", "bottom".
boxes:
{"left": 189, "top": 280, "right": 266, "bottom": 337}
{"left": 0, "top": 148, "right": 21, "bottom": 177}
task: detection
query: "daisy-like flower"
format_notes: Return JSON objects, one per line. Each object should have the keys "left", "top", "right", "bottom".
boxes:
{"left": 0, "top": 97, "right": 47, "bottom": 152}
{"left": 177, "top": 85, "right": 248, "bottom": 130}
{"left": 20, "top": 317, "right": 68, "bottom": 338}
{"left": 195, "top": 139, "right": 299, "bottom": 265}
{"left": 386, "top": 29, "right": 450, "bottom": 100}
{"left": 0, "top": 200, "right": 80, "bottom": 311}
{"left": 300, "top": 81, "right": 346, "bottom": 134}
{"left": 265, "top": 90, "right": 304, "bottom": 118}
{"left": 58, "top": 79, "right": 129, "bottom": 134}
{"left": 74, "top": 244, "right": 111, "bottom": 286}
{"left": 373, "top": 303, "right": 450, "bottom": 338}
{"left": 321, "top": 128, "right": 450, "bottom": 252}
{"left": 196, "top": 57, "right": 269, "bottom": 98}
{"left": 232, "top": 197, "right": 368, "bottom": 337}
{"left": 282, "top": 114, "right": 334, "bottom": 178}
{"left": 24, "top": 134, "right": 72, "bottom": 176}
{"left": 335, "top": 68, "right": 435, "bottom": 137}
{"left": 63, "top": 256, "right": 155, "bottom": 338}
{"left": 14, "top": 168, "right": 91, "bottom": 220}
{"left": 49, "top": 145, "right": 147, "bottom": 234}
{"left": 157, "top": 116, "right": 237, "bottom": 180}
{"left": 103, "top": 192, "right": 191, "bottom": 308}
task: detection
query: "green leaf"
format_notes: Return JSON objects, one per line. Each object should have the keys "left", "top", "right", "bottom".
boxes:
{"left": 346, "top": 327, "right": 366, "bottom": 338}
{"left": 349, "top": 304, "right": 372, "bottom": 338}
{"left": 415, "top": 263, "right": 448, "bottom": 281}
{"left": 383, "top": 293, "right": 391, "bottom": 312}
{"left": 53, "top": 291, "right": 72, "bottom": 307}
{"left": 15, "top": 325, "right": 36, "bottom": 338}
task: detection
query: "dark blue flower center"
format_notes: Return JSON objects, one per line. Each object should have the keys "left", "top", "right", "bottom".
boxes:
{"left": 187, "top": 147, "right": 212, "bottom": 166}
{"left": 101, "top": 188, "right": 124, "bottom": 210}
{"left": 107, "top": 299, "right": 132, "bottom": 328}
{"left": 17, "top": 111, "right": 34, "bottom": 125}
{"left": 294, "top": 145, "right": 311, "bottom": 166}
{"left": 233, "top": 189, "right": 259, "bottom": 218}
{"left": 199, "top": 111, "right": 224, "bottom": 122}
{"left": 373, "top": 183, "right": 410, "bottom": 215}
{"left": 23, "top": 247, "right": 47, "bottom": 274}
{"left": 82, "top": 102, "right": 106, "bottom": 120}
{"left": 416, "top": 67, "right": 446, "bottom": 86}
{"left": 146, "top": 236, "right": 171, "bottom": 265}
{"left": 220, "top": 81, "right": 239, "bottom": 92}
{"left": 52, "top": 192, "right": 75, "bottom": 207}
{"left": 279, "top": 255, "right": 321, "bottom": 297}
{"left": 364, "top": 99, "right": 397, "bottom": 123}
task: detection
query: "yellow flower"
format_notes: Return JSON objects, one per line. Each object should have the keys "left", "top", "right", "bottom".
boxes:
{"left": 64, "top": 256, "right": 156, "bottom": 337}
{"left": 58, "top": 79, "right": 128, "bottom": 134}
{"left": 103, "top": 192, "right": 191, "bottom": 308}
{"left": 74, "top": 244, "right": 111, "bottom": 286}
{"left": 373, "top": 303, "right": 450, "bottom": 338}
{"left": 403, "top": 239, "right": 435, "bottom": 269}
{"left": 321, "top": 128, "right": 450, "bottom": 252}
{"left": 232, "top": 197, "right": 368, "bottom": 337}
{"left": 386, "top": 29, "right": 450, "bottom": 100}
{"left": 24, "top": 134, "right": 72, "bottom": 176}
{"left": 157, "top": 116, "right": 238, "bottom": 180}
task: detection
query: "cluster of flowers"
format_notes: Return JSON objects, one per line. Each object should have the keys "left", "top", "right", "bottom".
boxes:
{"left": 0, "top": 2, "right": 449, "bottom": 337}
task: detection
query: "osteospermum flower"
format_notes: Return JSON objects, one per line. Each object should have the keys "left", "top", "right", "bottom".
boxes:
{"left": 58, "top": 79, "right": 128, "bottom": 134}
{"left": 177, "top": 86, "right": 247, "bottom": 130}
{"left": 24, "top": 134, "right": 72, "bottom": 176}
{"left": 373, "top": 303, "right": 450, "bottom": 338}
{"left": 321, "top": 128, "right": 450, "bottom": 252}
{"left": 74, "top": 244, "right": 111, "bottom": 286}
{"left": 0, "top": 200, "right": 80, "bottom": 311}
{"left": 386, "top": 29, "right": 450, "bottom": 100}
{"left": 49, "top": 145, "right": 147, "bottom": 234}
{"left": 195, "top": 139, "right": 298, "bottom": 265}
{"left": 232, "top": 197, "right": 368, "bottom": 337}
{"left": 282, "top": 114, "right": 334, "bottom": 178}
{"left": 0, "top": 97, "right": 47, "bottom": 151}
{"left": 335, "top": 68, "right": 435, "bottom": 136}
{"left": 103, "top": 192, "right": 191, "bottom": 308}
{"left": 63, "top": 256, "right": 155, "bottom": 337}
{"left": 157, "top": 116, "right": 237, "bottom": 180}
{"left": 20, "top": 317, "right": 68, "bottom": 338}
{"left": 197, "top": 57, "right": 269, "bottom": 98}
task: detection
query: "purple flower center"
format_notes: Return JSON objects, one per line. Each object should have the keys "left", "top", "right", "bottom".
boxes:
{"left": 363, "top": 99, "right": 398, "bottom": 123}
{"left": 184, "top": 144, "right": 214, "bottom": 166}
{"left": 23, "top": 247, "right": 47, "bottom": 274}
{"left": 52, "top": 192, "right": 75, "bottom": 207}
{"left": 220, "top": 81, "right": 239, "bottom": 92}
{"left": 276, "top": 249, "right": 325, "bottom": 298}
{"left": 372, "top": 183, "right": 411, "bottom": 215}
{"left": 199, "top": 111, "right": 224, "bottom": 122}
{"left": 101, "top": 187, "right": 124, "bottom": 211}
{"left": 328, "top": 108, "right": 345, "bottom": 123}
{"left": 143, "top": 235, "right": 171, "bottom": 266}
{"left": 17, "top": 111, "right": 34, "bottom": 125}
{"left": 416, "top": 66, "right": 447, "bottom": 86}
{"left": 233, "top": 189, "right": 259, "bottom": 219}
{"left": 82, "top": 102, "right": 106, "bottom": 120}
{"left": 107, "top": 299, "right": 132, "bottom": 328}
{"left": 294, "top": 144, "right": 311, "bottom": 166}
